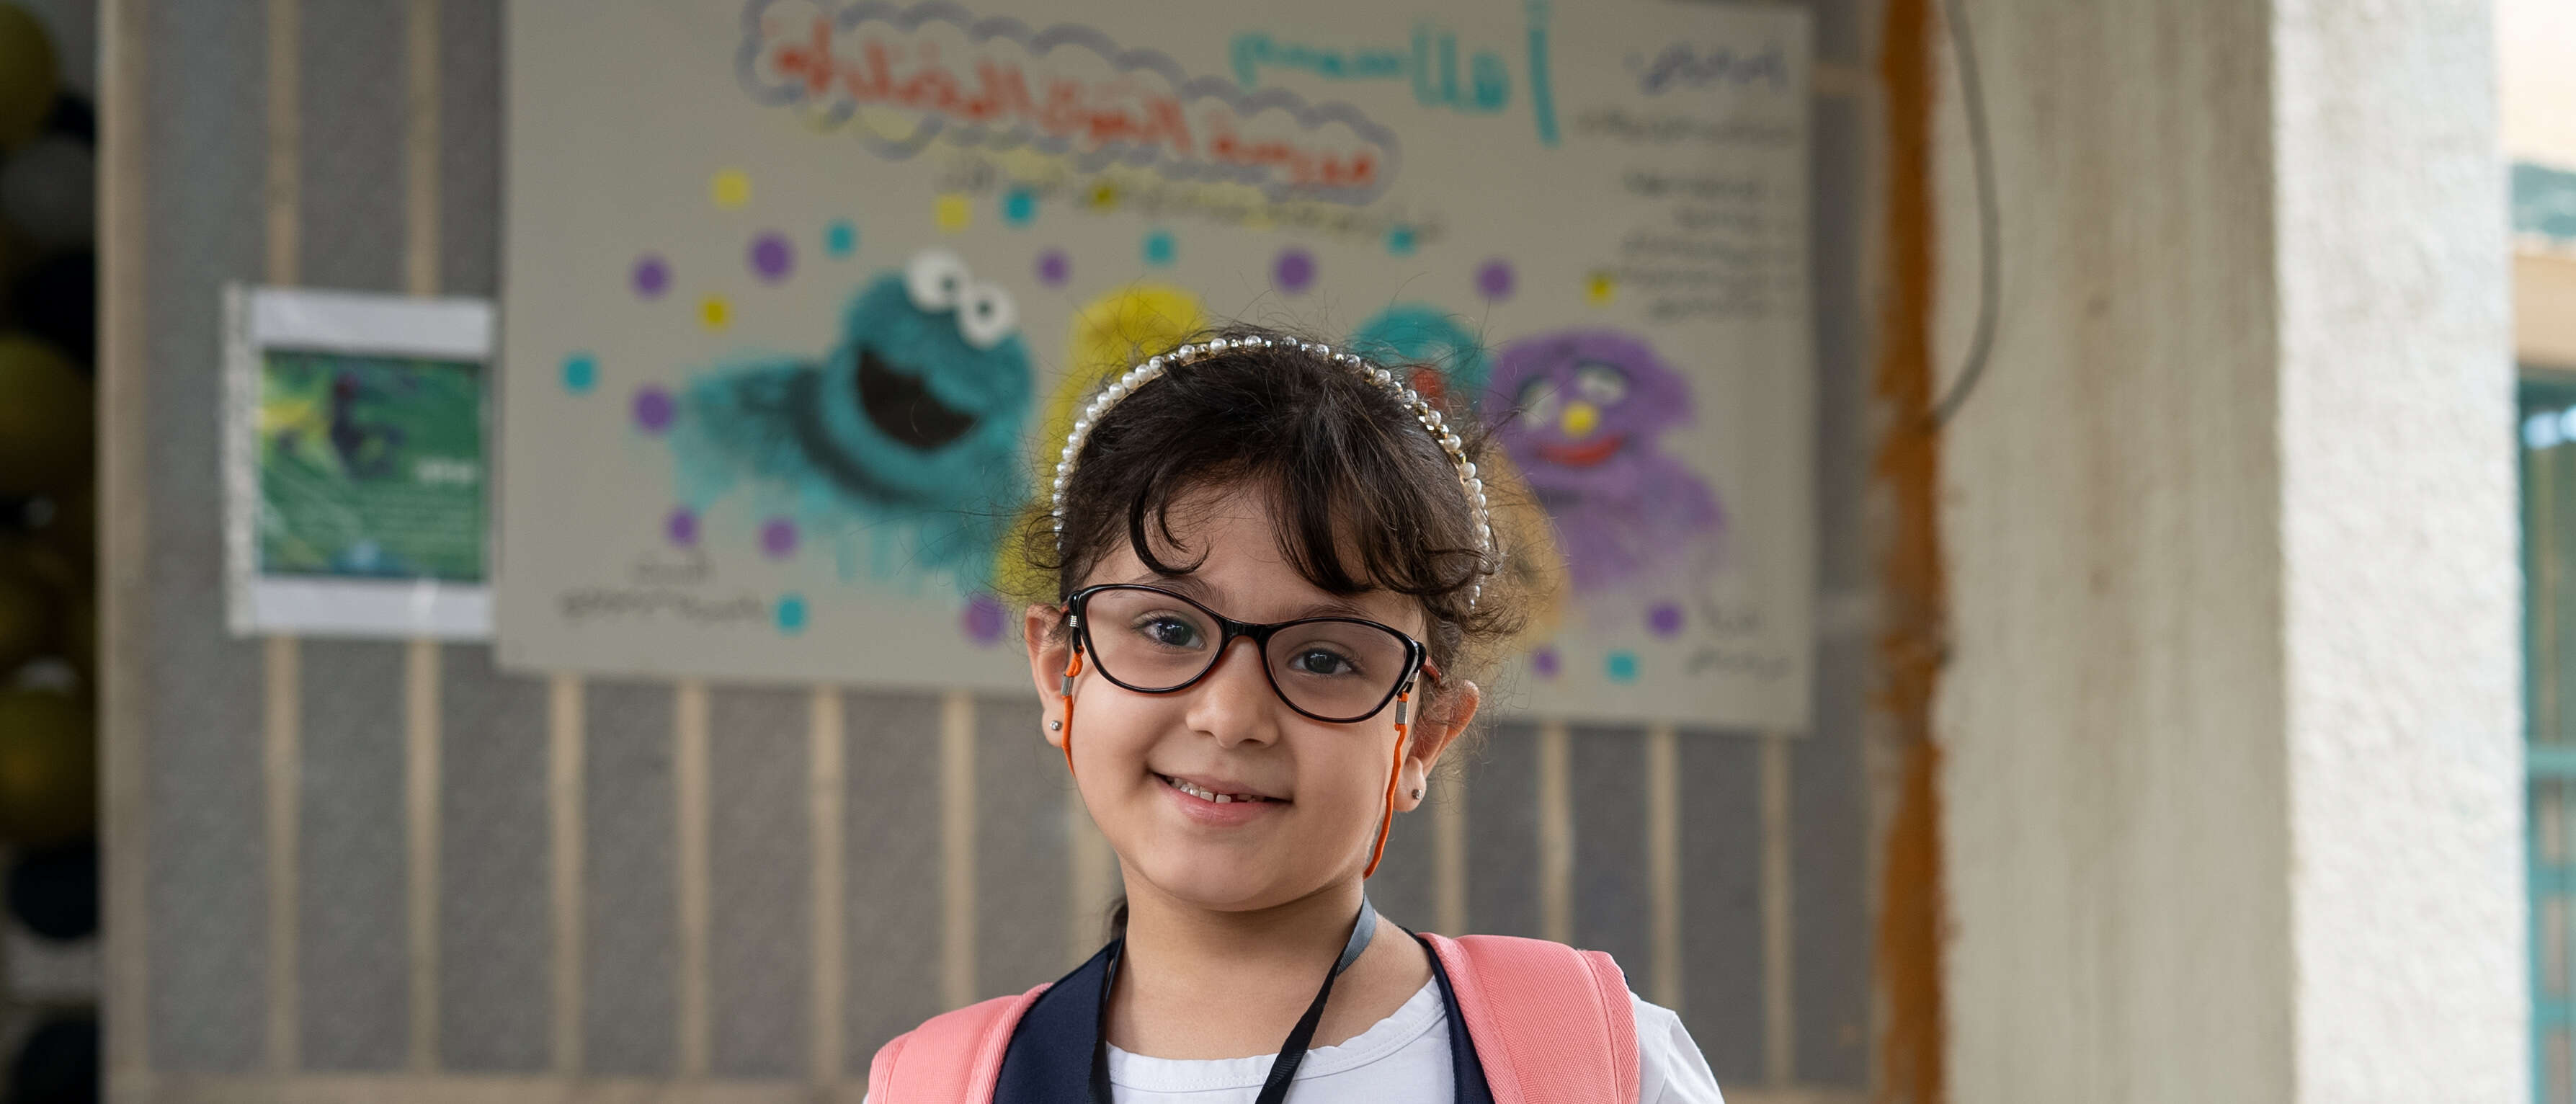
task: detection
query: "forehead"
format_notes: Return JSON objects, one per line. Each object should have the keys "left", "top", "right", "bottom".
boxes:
{"left": 1082, "top": 484, "right": 1424, "bottom": 631}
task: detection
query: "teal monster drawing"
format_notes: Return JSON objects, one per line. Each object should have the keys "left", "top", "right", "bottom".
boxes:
{"left": 669, "top": 249, "right": 1032, "bottom": 592}
{"left": 1350, "top": 304, "right": 1489, "bottom": 414}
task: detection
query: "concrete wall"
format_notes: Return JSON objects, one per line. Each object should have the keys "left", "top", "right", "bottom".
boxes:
{"left": 1936, "top": 0, "right": 2523, "bottom": 1100}
{"left": 98, "top": 0, "right": 1888, "bottom": 1098}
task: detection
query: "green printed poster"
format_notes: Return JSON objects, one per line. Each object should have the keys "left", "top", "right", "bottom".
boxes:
{"left": 225, "top": 285, "right": 496, "bottom": 639}
{"left": 257, "top": 350, "right": 486, "bottom": 582}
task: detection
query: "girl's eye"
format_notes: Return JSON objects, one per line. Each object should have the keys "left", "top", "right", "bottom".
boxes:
{"left": 1285, "top": 647, "right": 1360, "bottom": 678}
{"left": 1133, "top": 615, "right": 1203, "bottom": 650}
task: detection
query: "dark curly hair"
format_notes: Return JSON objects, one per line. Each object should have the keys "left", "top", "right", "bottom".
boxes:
{"left": 1015, "top": 324, "right": 1530, "bottom": 716}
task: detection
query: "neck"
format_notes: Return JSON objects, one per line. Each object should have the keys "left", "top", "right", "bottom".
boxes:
{"left": 1107, "top": 871, "right": 1397, "bottom": 1059}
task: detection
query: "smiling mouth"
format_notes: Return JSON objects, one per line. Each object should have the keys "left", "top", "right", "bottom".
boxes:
{"left": 1158, "top": 773, "right": 1282, "bottom": 804}
{"left": 1535, "top": 433, "right": 1627, "bottom": 468}
{"left": 855, "top": 347, "right": 977, "bottom": 451}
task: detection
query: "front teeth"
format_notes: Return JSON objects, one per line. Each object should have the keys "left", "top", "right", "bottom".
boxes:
{"left": 1164, "top": 775, "right": 1265, "bottom": 803}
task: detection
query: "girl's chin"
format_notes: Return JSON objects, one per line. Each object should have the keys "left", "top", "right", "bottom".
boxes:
{"left": 1131, "top": 850, "right": 1332, "bottom": 912}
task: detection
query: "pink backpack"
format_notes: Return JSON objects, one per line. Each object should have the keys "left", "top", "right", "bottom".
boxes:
{"left": 866, "top": 933, "right": 1641, "bottom": 1103}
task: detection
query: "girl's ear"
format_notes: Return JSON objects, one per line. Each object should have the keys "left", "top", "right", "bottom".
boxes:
{"left": 1396, "top": 679, "right": 1480, "bottom": 812}
{"left": 1025, "top": 603, "right": 1072, "bottom": 752}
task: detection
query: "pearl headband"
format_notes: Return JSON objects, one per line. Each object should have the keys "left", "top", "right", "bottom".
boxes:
{"left": 1049, "top": 335, "right": 1495, "bottom": 609}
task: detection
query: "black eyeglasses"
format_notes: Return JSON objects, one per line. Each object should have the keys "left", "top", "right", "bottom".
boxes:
{"left": 1064, "top": 584, "right": 1437, "bottom": 724}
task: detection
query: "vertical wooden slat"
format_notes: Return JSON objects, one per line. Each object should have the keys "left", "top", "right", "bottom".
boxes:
{"left": 548, "top": 675, "right": 584, "bottom": 1075}
{"left": 1434, "top": 770, "right": 1466, "bottom": 937}
{"left": 101, "top": 0, "right": 153, "bottom": 1078}
{"left": 264, "top": 635, "right": 301, "bottom": 1073}
{"left": 1761, "top": 734, "right": 1796, "bottom": 1085}
{"left": 404, "top": 0, "right": 440, "bottom": 298}
{"left": 1647, "top": 724, "right": 1683, "bottom": 1010}
{"left": 403, "top": 641, "right": 440, "bottom": 1072}
{"left": 941, "top": 690, "right": 977, "bottom": 1008}
{"left": 262, "top": 0, "right": 303, "bottom": 1074}
{"left": 808, "top": 687, "right": 845, "bottom": 1082}
{"left": 1538, "top": 720, "right": 1572, "bottom": 945}
{"left": 674, "top": 680, "right": 711, "bottom": 1077}
{"left": 401, "top": 1, "right": 445, "bottom": 1068}
{"left": 264, "top": 0, "right": 300, "bottom": 283}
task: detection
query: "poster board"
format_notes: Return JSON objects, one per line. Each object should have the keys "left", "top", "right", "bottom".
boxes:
{"left": 223, "top": 286, "right": 496, "bottom": 638}
{"left": 498, "top": 0, "right": 1814, "bottom": 729}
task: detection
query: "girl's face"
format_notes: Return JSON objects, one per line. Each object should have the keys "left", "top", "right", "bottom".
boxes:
{"left": 1025, "top": 485, "right": 1477, "bottom": 914}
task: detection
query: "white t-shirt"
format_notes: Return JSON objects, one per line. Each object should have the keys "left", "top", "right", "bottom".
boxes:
{"left": 1100, "top": 979, "right": 1726, "bottom": 1103}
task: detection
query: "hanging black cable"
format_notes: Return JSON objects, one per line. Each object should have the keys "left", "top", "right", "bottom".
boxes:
{"left": 1930, "top": 0, "right": 2002, "bottom": 426}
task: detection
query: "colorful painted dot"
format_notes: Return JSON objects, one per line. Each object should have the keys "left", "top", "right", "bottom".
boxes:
{"left": 1531, "top": 646, "right": 1561, "bottom": 680}
{"left": 776, "top": 594, "right": 808, "bottom": 635}
{"left": 1273, "top": 248, "right": 1316, "bottom": 294}
{"left": 1386, "top": 226, "right": 1417, "bottom": 256}
{"left": 749, "top": 231, "right": 795, "bottom": 282}
{"left": 824, "top": 220, "right": 858, "bottom": 258}
{"left": 962, "top": 594, "right": 1006, "bottom": 646}
{"left": 1409, "top": 368, "right": 1446, "bottom": 405}
{"left": 935, "top": 193, "right": 973, "bottom": 232}
{"left": 1143, "top": 230, "right": 1177, "bottom": 267}
{"left": 700, "top": 295, "right": 731, "bottom": 331}
{"left": 760, "top": 517, "right": 800, "bottom": 559}
{"left": 711, "top": 169, "right": 752, "bottom": 210}
{"left": 1089, "top": 182, "right": 1120, "bottom": 210}
{"left": 1586, "top": 271, "right": 1618, "bottom": 306}
{"left": 1036, "top": 249, "right": 1071, "bottom": 288}
{"left": 632, "top": 386, "right": 675, "bottom": 433}
{"left": 561, "top": 352, "right": 597, "bottom": 394}
{"left": 665, "top": 507, "right": 699, "bottom": 547}
{"left": 1648, "top": 602, "right": 1685, "bottom": 637}
{"left": 1002, "top": 187, "right": 1038, "bottom": 226}
{"left": 631, "top": 255, "right": 671, "bottom": 299}
{"left": 1476, "top": 259, "right": 1515, "bottom": 301}
{"left": 1605, "top": 650, "right": 1641, "bottom": 682}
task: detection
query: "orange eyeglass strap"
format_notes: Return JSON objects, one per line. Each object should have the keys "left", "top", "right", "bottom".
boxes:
{"left": 1058, "top": 641, "right": 1084, "bottom": 777}
{"left": 1363, "top": 686, "right": 1412, "bottom": 878}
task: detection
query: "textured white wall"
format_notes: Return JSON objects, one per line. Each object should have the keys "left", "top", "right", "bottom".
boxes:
{"left": 2275, "top": 1, "right": 2523, "bottom": 1098}
{"left": 1938, "top": 0, "right": 2523, "bottom": 1100}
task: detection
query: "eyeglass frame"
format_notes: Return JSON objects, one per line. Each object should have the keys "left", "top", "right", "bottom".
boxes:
{"left": 1060, "top": 583, "right": 1443, "bottom": 725}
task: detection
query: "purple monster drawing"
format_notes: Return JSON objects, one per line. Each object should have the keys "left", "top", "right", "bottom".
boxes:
{"left": 1487, "top": 330, "right": 1722, "bottom": 596}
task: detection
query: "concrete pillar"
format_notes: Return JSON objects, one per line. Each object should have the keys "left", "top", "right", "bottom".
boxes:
{"left": 1934, "top": 1, "right": 2523, "bottom": 1100}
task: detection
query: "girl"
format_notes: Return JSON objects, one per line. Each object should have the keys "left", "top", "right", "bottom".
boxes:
{"left": 868, "top": 329, "right": 1725, "bottom": 1102}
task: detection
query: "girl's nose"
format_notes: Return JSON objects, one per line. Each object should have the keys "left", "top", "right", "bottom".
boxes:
{"left": 1187, "top": 638, "right": 1280, "bottom": 747}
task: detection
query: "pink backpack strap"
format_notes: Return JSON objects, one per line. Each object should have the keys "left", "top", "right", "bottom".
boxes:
{"left": 1423, "top": 933, "right": 1639, "bottom": 1104}
{"left": 865, "top": 984, "right": 1049, "bottom": 1103}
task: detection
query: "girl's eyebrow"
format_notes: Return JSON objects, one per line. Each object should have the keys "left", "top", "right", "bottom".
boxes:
{"left": 1115, "top": 571, "right": 1386, "bottom": 623}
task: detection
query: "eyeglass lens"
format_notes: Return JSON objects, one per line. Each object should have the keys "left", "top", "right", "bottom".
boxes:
{"left": 1079, "top": 587, "right": 1412, "bottom": 721}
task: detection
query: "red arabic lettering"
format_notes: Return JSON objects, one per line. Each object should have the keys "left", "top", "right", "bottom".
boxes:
{"left": 757, "top": 15, "right": 1386, "bottom": 188}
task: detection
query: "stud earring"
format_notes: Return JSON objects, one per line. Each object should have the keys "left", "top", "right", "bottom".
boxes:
{"left": 1049, "top": 720, "right": 1063, "bottom": 731}
{"left": 1411, "top": 788, "right": 1422, "bottom": 799}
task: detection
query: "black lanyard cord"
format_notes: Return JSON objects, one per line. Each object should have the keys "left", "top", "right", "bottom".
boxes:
{"left": 1089, "top": 899, "right": 1381, "bottom": 1104}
